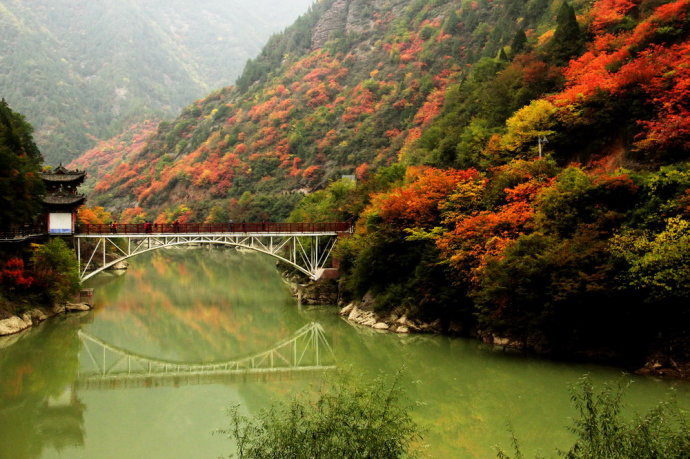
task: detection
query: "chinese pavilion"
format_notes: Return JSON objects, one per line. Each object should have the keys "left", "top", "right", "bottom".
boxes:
{"left": 40, "top": 165, "right": 86, "bottom": 234}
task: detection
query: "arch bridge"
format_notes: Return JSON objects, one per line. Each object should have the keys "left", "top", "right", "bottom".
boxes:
{"left": 76, "top": 322, "right": 335, "bottom": 390}
{"left": 75, "top": 222, "right": 351, "bottom": 282}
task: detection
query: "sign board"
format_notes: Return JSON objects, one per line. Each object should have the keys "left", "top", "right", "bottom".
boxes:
{"left": 49, "top": 212, "right": 73, "bottom": 234}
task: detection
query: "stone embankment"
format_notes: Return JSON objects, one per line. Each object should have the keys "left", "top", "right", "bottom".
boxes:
{"left": 283, "top": 274, "right": 340, "bottom": 305}
{"left": 0, "top": 302, "right": 92, "bottom": 337}
{"left": 636, "top": 354, "right": 690, "bottom": 380}
{"left": 338, "top": 293, "right": 445, "bottom": 334}
{"left": 290, "top": 278, "right": 530, "bottom": 343}
{"left": 284, "top": 274, "right": 445, "bottom": 334}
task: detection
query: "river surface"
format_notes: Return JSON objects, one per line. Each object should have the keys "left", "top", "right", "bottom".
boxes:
{"left": 0, "top": 248, "right": 688, "bottom": 458}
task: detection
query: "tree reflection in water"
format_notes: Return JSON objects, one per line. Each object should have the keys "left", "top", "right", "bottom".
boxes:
{"left": 0, "top": 315, "right": 87, "bottom": 458}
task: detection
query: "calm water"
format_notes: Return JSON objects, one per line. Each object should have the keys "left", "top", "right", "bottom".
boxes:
{"left": 0, "top": 248, "right": 688, "bottom": 458}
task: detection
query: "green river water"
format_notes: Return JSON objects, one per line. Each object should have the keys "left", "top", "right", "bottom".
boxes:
{"left": 0, "top": 248, "right": 688, "bottom": 458}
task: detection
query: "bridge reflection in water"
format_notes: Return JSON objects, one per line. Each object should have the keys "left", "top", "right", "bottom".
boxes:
{"left": 75, "top": 322, "right": 335, "bottom": 391}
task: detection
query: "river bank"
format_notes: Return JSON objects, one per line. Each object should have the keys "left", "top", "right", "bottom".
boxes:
{"left": 285, "top": 275, "right": 690, "bottom": 380}
{"left": 0, "top": 302, "right": 92, "bottom": 337}
{"left": 340, "top": 299, "right": 690, "bottom": 380}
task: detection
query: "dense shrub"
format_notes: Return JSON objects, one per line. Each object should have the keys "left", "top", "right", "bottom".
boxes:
{"left": 30, "top": 238, "right": 80, "bottom": 305}
{"left": 498, "top": 376, "right": 690, "bottom": 458}
{"left": 220, "top": 371, "right": 420, "bottom": 459}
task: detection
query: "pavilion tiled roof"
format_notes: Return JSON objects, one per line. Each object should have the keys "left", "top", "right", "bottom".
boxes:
{"left": 42, "top": 194, "right": 86, "bottom": 205}
{"left": 40, "top": 164, "right": 86, "bottom": 183}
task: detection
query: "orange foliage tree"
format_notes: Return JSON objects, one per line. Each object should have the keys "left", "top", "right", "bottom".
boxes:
{"left": 362, "top": 167, "right": 483, "bottom": 229}
{"left": 436, "top": 181, "right": 545, "bottom": 282}
{"left": 120, "top": 207, "right": 148, "bottom": 224}
{"left": 434, "top": 159, "right": 558, "bottom": 282}
{"left": 77, "top": 206, "right": 113, "bottom": 225}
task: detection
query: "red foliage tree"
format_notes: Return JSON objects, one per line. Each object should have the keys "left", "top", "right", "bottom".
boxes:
{"left": 0, "top": 257, "right": 34, "bottom": 290}
{"left": 589, "top": 0, "right": 640, "bottom": 32}
{"left": 552, "top": 0, "right": 690, "bottom": 153}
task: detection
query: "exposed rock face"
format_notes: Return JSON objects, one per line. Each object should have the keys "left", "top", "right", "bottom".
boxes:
{"left": 288, "top": 279, "right": 338, "bottom": 304}
{"left": 636, "top": 354, "right": 690, "bottom": 380}
{"left": 25, "top": 309, "right": 48, "bottom": 322}
{"left": 476, "top": 329, "right": 524, "bottom": 350}
{"left": 65, "top": 302, "right": 92, "bottom": 312}
{"left": 283, "top": 273, "right": 339, "bottom": 305}
{"left": 312, "top": 0, "right": 350, "bottom": 50}
{"left": 344, "top": 0, "right": 372, "bottom": 35}
{"left": 111, "top": 260, "right": 129, "bottom": 270}
{"left": 311, "top": 0, "right": 407, "bottom": 49}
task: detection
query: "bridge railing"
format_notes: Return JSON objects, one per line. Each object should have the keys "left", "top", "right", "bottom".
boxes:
{"left": 78, "top": 222, "right": 352, "bottom": 235}
{"left": 0, "top": 224, "right": 46, "bottom": 240}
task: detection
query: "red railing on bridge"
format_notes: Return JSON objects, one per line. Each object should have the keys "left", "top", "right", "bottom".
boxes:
{"left": 78, "top": 222, "right": 352, "bottom": 235}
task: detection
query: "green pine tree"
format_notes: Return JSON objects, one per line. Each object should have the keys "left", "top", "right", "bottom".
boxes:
{"left": 443, "top": 10, "right": 461, "bottom": 35}
{"left": 549, "top": 1, "right": 583, "bottom": 65}
{"left": 510, "top": 29, "right": 528, "bottom": 57}
{"left": 0, "top": 99, "right": 45, "bottom": 228}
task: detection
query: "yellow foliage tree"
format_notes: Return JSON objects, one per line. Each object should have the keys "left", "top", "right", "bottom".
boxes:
{"left": 501, "top": 99, "right": 557, "bottom": 156}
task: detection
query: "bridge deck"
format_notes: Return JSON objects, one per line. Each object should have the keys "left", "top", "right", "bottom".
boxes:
{"left": 75, "top": 231, "right": 341, "bottom": 238}
{"left": 79, "top": 222, "right": 351, "bottom": 235}
{"left": 0, "top": 232, "right": 46, "bottom": 242}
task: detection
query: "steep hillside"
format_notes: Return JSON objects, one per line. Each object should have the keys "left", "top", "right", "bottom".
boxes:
{"left": 69, "top": 120, "right": 159, "bottom": 196}
{"left": 86, "top": 0, "right": 572, "bottom": 221}
{"left": 0, "top": 0, "right": 312, "bottom": 163}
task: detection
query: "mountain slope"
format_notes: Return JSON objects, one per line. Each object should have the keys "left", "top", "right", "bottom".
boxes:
{"left": 78, "top": 0, "right": 690, "bottom": 225}
{"left": 82, "top": 0, "right": 569, "bottom": 221}
{"left": 0, "top": 0, "right": 313, "bottom": 163}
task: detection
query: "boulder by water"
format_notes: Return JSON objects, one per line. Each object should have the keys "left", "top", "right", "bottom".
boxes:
{"left": 0, "top": 315, "right": 32, "bottom": 335}
{"left": 339, "top": 302, "right": 438, "bottom": 334}
{"left": 0, "top": 302, "right": 93, "bottom": 337}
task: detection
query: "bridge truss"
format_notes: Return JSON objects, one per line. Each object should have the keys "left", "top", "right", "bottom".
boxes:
{"left": 76, "top": 322, "right": 335, "bottom": 390}
{"left": 74, "top": 230, "right": 342, "bottom": 282}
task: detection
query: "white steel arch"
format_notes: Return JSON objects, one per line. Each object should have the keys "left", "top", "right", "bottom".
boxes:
{"left": 74, "top": 232, "right": 340, "bottom": 282}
